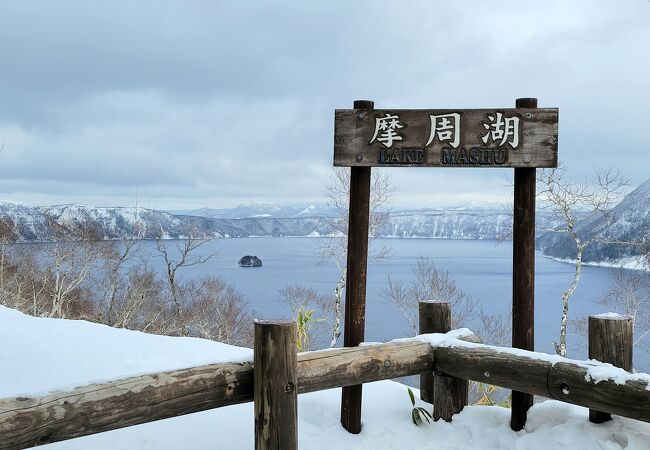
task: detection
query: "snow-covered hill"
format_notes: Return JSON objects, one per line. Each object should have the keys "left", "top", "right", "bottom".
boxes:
{"left": 1, "top": 178, "right": 647, "bottom": 268}
{"left": 378, "top": 207, "right": 514, "bottom": 240}
{"left": 538, "top": 179, "right": 650, "bottom": 266}
{"left": 0, "top": 202, "right": 518, "bottom": 241}
{"left": 1, "top": 305, "right": 649, "bottom": 449}
{"left": 173, "top": 202, "right": 338, "bottom": 219}
{"left": 0, "top": 202, "right": 204, "bottom": 240}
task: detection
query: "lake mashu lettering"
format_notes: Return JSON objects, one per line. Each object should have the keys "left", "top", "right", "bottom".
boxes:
{"left": 370, "top": 111, "right": 518, "bottom": 166}
{"left": 333, "top": 107, "right": 558, "bottom": 168}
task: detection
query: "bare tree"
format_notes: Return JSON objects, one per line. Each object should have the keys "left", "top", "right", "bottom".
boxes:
{"left": 0, "top": 217, "right": 19, "bottom": 293}
{"left": 94, "top": 223, "right": 145, "bottom": 324}
{"left": 183, "top": 276, "right": 254, "bottom": 346}
{"left": 108, "top": 265, "right": 168, "bottom": 332}
{"left": 315, "top": 168, "right": 395, "bottom": 347}
{"left": 39, "top": 214, "right": 104, "bottom": 319}
{"left": 572, "top": 268, "right": 650, "bottom": 367}
{"left": 382, "top": 257, "right": 479, "bottom": 334}
{"left": 538, "top": 165, "right": 637, "bottom": 356}
{"left": 602, "top": 270, "right": 650, "bottom": 354}
{"left": 155, "top": 232, "right": 216, "bottom": 335}
{"left": 476, "top": 305, "right": 512, "bottom": 347}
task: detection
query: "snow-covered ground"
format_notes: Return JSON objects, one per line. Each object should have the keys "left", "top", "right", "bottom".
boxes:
{"left": 1, "top": 306, "right": 649, "bottom": 449}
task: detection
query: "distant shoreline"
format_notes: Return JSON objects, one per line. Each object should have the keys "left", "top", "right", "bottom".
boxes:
{"left": 542, "top": 254, "right": 648, "bottom": 272}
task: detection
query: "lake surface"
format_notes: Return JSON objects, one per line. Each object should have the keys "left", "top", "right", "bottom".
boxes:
{"left": 143, "top": 237, "right": 647, "bottom": 370}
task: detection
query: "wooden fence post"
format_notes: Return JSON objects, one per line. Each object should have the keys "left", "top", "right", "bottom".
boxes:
{"left": 588, "top": 313, "right": 633, "bottom": 423}
{"left": 254, "top": 320, "right": 298, "bottom": 450}
{"left": 340, "top": 99, "right": 373, "bottom": 434}
{"left": 511, "top": 96, "right": 538, "bottom": 431}
{"left": 419, "top": 301, "right": 450, "bottom": 403}
{"left": 420, "top": 301, "right": 468, "bottom": 421}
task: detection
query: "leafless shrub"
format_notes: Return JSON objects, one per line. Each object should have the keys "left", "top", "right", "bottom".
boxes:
{"left": 0, "top": 215, "right": 253, "bottom": 347}
{"left": 572, "top": 268, "right": 650, "bottom": 370}
{"left": 383, "top": 257, "right": 479, "bottom": 334}
{"left": 476, "top": 305, "right": 512, "bottom": 347}
{"left": 182, "top": 276, "right": 254, "bottom": 347}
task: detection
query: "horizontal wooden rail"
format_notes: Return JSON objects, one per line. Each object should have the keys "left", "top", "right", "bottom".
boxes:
{"left": 435, "top": 346, "right": 650, "bottom": 421}
{"left": 0, "top": 340, "right": 433, "bottom": 449}
{"left": 0, "top": 361, "right": 255, "bottom": 450}
{"left": 1, "top": 332, "right": 649, "bottom": 449}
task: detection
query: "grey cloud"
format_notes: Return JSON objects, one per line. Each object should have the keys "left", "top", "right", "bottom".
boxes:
{"left": 0, "top": 0, "right": 648, "bottom": 208}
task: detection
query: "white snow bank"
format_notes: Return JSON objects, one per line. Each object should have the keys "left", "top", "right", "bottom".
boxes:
{"left": 1, "top": 306, "right": 649, "bottom": 449}
{"left": 0, "top": 306, "right": 251, "bottom": 397}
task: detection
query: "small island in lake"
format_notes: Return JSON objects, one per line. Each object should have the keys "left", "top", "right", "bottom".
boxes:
{"left": 238, "top": 255, "right": 263, "bottom": 267}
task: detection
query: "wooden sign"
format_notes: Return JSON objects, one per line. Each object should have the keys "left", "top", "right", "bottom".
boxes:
{"left": 334, "top": 108, "right": 558, "bottom": 168}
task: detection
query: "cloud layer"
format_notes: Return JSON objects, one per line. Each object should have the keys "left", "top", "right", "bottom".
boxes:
{"left": 0, "top": 0, "right": 648, "bottom": 208}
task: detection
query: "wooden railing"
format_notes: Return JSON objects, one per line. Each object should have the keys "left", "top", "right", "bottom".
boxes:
{"left": 1, "top": 304, "right": 648, "bottom": 449}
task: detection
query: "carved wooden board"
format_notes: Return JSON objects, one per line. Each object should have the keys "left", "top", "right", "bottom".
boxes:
{"left": 334, "top": 108, "right": 558, "bottom": 168}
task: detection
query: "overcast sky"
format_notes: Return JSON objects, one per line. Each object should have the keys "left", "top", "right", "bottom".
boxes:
{"left": 0, "top": 1, "right": 648, "bottom": 210}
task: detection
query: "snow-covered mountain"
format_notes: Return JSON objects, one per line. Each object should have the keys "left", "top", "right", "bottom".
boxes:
{"left": 0, "top": 202, "right": 203, "bottom": 241}
{"left": 173, "top": 202, "right": 338, "bottom": 219}
{"left": 0, "top": 202, "right": 516, "bottom": 241}
{"left": 1, "top": 179, "right": 647, "bottom": 265}
{"left": 378, "top": 207, "right": 514, "bottom": 240}
{"left": 538, "top": 179, "right": 650, "bottom": 265}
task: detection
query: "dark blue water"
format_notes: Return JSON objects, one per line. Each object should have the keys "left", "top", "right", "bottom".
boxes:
{"left": 144, "top": 237, "right": 646, "bottom": 369}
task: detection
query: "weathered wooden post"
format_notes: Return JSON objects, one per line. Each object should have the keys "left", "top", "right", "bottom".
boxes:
{"left": 510, "top": 97, "right": 538, "bottom": 431}
{"left": 340, "top": 99, "right": 373, "bottom": 434}
{"left": 418, "top": 301, "right": 451, "bottom": 403}
{"left": 588, "top": 313, "right": 633, "bottom": 423}
{"left": 254, "top": 320, "right": 298, "bottom": 450}
{"left": 419, "top": 301, "right": 468, "bottom": 421}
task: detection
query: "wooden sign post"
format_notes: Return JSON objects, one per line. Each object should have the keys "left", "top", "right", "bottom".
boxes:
{"left": 340, "top": 100, "right": 373, "bottom": 434}
{"left": 334, "top": 98, "right": 558, "bottom": 433}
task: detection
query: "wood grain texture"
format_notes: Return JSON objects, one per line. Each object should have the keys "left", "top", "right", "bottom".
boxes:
{"left": 433, "top": 375, "right": 468, "bottom": 422}
{"left": 334, "top": 107, "right": 558, "bottom": 168}
{"left": 254, "top": 321, "right": 297, "bottom": 450}
{"left": 548, "top": 362, "right": 650, "bottom": 422}
{"left": 437, "top": 345, "right": 650, "bottom": 423}
{"left": 418, "top": 301, "right": 451, "bottom": 403}
{"left": 341, "top": 102, "right": 373, "bottom": 435}
{"left": 417, "top": 301, "right": 468, "bottom": 421}
{"left": 510, "top": 96, "right": 538, "bottom": 431}
{"left": 299, "top": 341, "right": 433, "bottom": 394}
{"left": 588, "top": 314, "right": 633, "bottom": 423}
{"left": 0, "top": 361, "right": 255, "bottom": 450}
{"left": 434, "top": 347, "right": 553, "bottom": 398}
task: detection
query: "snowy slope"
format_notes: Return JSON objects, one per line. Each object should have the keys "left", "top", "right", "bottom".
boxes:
{"left": 378, "top": 207, "right": 515, "bottom": 240}
{"left": 175, "top": 203, "right": 338, "bottom": 219}
{"left": 1, "top": 306, "right": 649, "bottom": 450}
{"left": 0, "top": 202, "right": 521, "bottom": 241}
{"left": 0, "top": 202, "right": 206, "bottom": 241}
{"left": 539, "top": 179, "right": 650, "bottom": 265}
